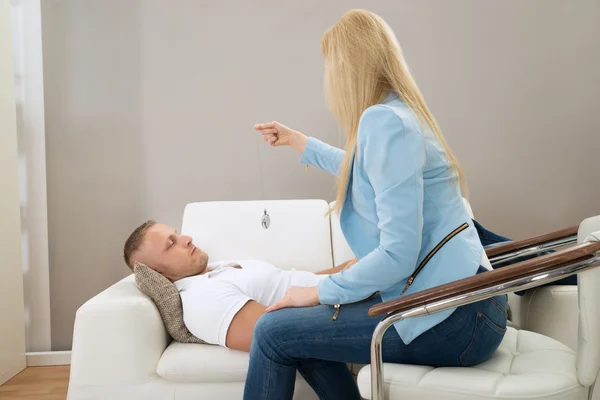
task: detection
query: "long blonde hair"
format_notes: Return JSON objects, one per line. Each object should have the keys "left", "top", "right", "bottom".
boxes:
{"left": 322, "top": 9, "right": 468, "bottom": 212}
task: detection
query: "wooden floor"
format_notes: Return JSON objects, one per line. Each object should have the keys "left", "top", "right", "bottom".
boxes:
{"left": 0, "top": 366, "right": 69, "bottom": 400}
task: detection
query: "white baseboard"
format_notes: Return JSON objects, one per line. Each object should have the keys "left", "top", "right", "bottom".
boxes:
{"left": 26, "top": 351, "right": 71, "bottom": 366}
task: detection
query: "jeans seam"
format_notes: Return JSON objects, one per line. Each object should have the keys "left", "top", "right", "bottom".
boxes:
{"left": 270, "top": 336, "right": 386, "bottom": 354}
{"left": 281, "top": 337, "right": 383, "bottom": 345}
{"left": 296, "top": 362, "right": 332, "bottom": 400}
{"left": 459, "top": 314, "right": 479, "bottom": 366}
{"left": 264, "top": 345, "right": 274, "bottom": 400}
{"left": 488, "top": 297, "right": 508, "bottom": 318}
{"left": 269, "top": 339, "right": 360, "bottom": 400}
{"left": 262, "top": 338, "right": 301, "bottom": 400}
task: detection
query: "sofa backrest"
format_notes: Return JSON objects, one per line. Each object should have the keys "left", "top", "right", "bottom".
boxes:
{"left": 181, "top": 199, "right": 333, "bottom": 273}
{"left": 329, "top": 201, "right": 356, "bottom": 265}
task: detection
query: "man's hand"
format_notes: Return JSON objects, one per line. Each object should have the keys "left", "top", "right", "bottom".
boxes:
{"left": 316, "top": 257, "right": 358, "bottom": 275}
{"left": 265, "top": 286, "right": 320, "bottom": 313}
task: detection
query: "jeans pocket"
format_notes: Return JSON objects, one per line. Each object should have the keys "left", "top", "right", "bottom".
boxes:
{"left": 459, "top": 299, "right": 507, "bottom": 367}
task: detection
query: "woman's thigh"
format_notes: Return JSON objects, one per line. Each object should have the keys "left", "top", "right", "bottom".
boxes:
{"left": 253, "top": 296, "right": 391, "bottom": 364}
{"left": 253, "top": 294, "right": 507, "bottom": 367}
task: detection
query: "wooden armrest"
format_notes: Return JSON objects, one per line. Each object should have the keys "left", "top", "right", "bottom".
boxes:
{"left": 485, "top": 225, "right": 578, "bottom": 258}
{"left": 368, "top": 241, "right": 600, "bottom": 317}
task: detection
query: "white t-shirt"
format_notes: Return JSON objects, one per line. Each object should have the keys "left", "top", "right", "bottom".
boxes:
{"left": 174, "top": 260, "right": 326, "bottom": 347}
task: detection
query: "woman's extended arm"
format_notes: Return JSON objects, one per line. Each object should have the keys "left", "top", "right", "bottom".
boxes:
{"left": 255, "top": 121, "right": 346, "bottom": 176}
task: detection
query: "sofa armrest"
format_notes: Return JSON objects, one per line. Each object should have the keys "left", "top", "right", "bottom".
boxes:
{"left": 369, "top": 241, "right": 600, "bottom": 317}
{"left": 69, "top": 275, "right": 170, "bottom": 387}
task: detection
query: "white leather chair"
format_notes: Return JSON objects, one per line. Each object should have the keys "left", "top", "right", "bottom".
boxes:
{"left": 508, "top": 282, "right": 579, "bottom": 350}
{"left": 355, "top": 217, "right": 600, "bottom": 400}
{"left": 464, "top": 200, "right": 584, "bottom": 352}
{"left": 505, "top": 220, "right": 598, "bottom": 352}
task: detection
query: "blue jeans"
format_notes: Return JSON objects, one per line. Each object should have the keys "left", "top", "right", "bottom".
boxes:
{"left": 243, "top": 270, "right": 507, "bottom": 400}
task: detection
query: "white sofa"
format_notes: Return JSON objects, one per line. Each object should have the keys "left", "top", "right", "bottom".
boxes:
{"left": 67, "top": 199, "right": 582, "bottom": 399}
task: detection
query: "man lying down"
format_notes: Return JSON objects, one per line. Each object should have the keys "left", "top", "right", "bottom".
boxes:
{"left": 123, "top": 220, "right": 357, "bottom": 352}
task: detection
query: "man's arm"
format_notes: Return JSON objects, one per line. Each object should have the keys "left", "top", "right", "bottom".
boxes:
{"left": 225, "top": 300, "right": 267, "bottom": 352}
{"left": 316, "top": 258, "right": 358, "bottom": 275}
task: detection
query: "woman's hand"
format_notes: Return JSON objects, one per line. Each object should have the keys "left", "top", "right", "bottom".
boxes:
{"left": 265, "top": 286, "right": 320, "bottom": 313}
{"left": 254, "top": 121, "right": 308, "bottom": 153}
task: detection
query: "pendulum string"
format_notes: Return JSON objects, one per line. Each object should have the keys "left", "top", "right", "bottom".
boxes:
{"left": 255, "top": 134, "right": 272, "bottom": 229}
{"left": 254, "top": 131, "right": 309, "bottom": 201}
{"left": 255, "top": 135, "right": 265, "bottom": 200}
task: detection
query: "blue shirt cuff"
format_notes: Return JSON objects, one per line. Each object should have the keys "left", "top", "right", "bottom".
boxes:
{"left": 300, "top": 137, "right": 320, "bottom": 166}
{"left": 318, "top": 276, "right": 340, "bottom": 305}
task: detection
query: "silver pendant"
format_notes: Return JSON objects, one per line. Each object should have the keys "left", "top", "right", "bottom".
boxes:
{"left": 261, "top": 209, "right": 270, "bottom": 229}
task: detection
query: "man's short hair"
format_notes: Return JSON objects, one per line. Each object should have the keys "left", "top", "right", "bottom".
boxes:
{"left": 123, "top": 220, "right": 156, "bottom": 269}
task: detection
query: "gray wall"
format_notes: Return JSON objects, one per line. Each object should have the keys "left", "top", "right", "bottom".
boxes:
{"left": 42, "top": 0, "right": 600, "bottom": 350}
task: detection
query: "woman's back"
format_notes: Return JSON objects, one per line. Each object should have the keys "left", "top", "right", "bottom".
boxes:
{"left": 341, "top": 93, "right": 485, "bottom": 343}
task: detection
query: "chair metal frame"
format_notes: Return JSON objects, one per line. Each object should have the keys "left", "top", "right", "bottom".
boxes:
{"left": 368, "top": 227, "right": 600, "bottom": 400}
{"left": 487, "top": 226, "right": 578, "bottom": 266}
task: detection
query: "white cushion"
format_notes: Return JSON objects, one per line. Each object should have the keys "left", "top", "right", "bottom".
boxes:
{"left": 357, "top": 327, "right": 588, "bottom": 400}
{"left": 181, "top": 200, "right": 333, "bottom": 273}
{"left": 157, "top": 342, "right": 250, "bottom": 383}
{"left": 518, "top": 285, "right": 579, "bottom": 350}
{"left": 157, "top": 342, "right": 310, "bottom": 388}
